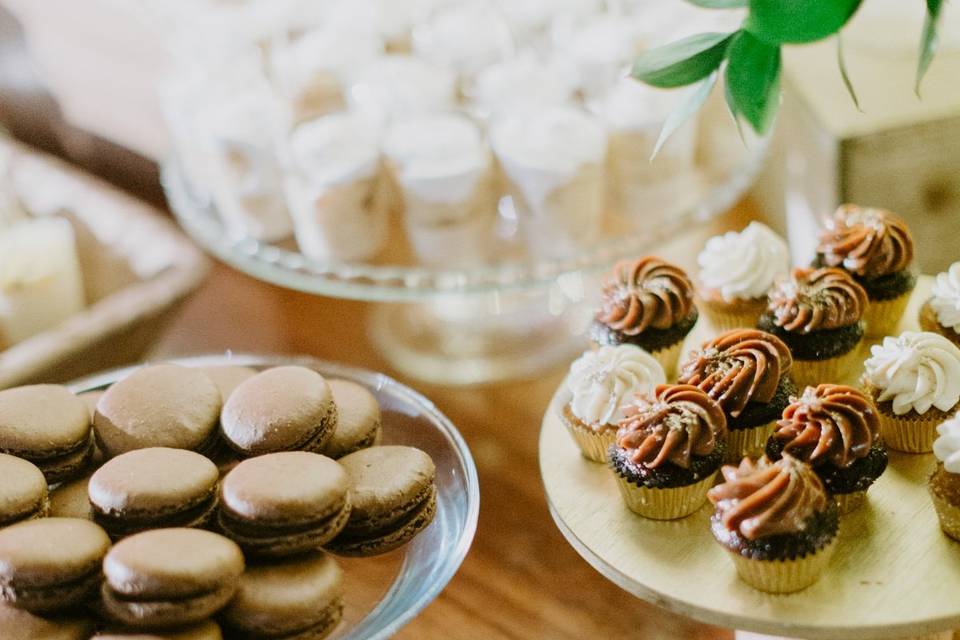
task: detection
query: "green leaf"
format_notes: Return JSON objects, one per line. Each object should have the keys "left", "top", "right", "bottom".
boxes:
{"left": 631, "top": 32, "right": 734, "bottom": 88}
{"left": 836, "top": 35, "right": 862, "bottom": 112}
{"left": 917, "top": 0, "right": 944, "bottom": 95}
{"left": 725, "top": 30, "right": 781, "bottom": 134}
{"left": 746, "top": 0, "right": 862, "bottom": 44}
{"left": 685, "top": 0, "right": 748, "bottom": 8}
{"left": 723, "top": 72, "right": 747, "bottom": 144}
{"left": 651, "top": 72, "right": 719, "bottom": 160}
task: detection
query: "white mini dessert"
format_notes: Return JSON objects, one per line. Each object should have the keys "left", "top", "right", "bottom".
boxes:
{"left": 383, "top": 113, "right": 496, "bottom": 266}
{"left": 554, "top": 14, "right": 645, "bottom": 98}
{"left": 0, "top": 217, "right": 85, "bottom": 348}
{"left": 496, "top": 0, "right": 602, "bottom": 43}
{"left": 470, "top": 53, "right": 577, "bottom": 119}
{"left": 347, "top": 55, "right": 457, "bottom": 124}
{"left": 928, "top": 262, "right": 960, "bottom": 337}
{"left": 283, "top": 112, "right": 388, "bottom": 263}
{"left": 490, "top": 106, "right": 608, "bottom": 259}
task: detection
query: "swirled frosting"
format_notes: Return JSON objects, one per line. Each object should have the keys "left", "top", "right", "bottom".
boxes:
{"left": 933, "top": 414, "right": 960, "bottom": 473}
{"left": 566, "top": 345, "right": 666, "bottom": 427}
{"left": 816, "top": 204, "right": 914, "bottom": 279}
{"left": 931, "top": 262, "right": 960, "bottom": 333}
{"left": 595, "top": 257, "right": 694, "bottom": 335}
{"left": 678, "top": 329, "right": 793, "bottom": 417}
{"left": 616, "top": 384, "right": 726, "bottom": 469}
{"left": 697, "top": 222, "right": 790, "bottom": 302}
{"left": 775, "top": 384, "right": 879, "bottom": 468}
{"left": 864, "top": 331, "right": 960, "bottom": 415}
{"left": 707, "top": 455, "right": 829, "bottom": 539}
{"left": 767, "top": 267, "right": 867, "bottom": 333}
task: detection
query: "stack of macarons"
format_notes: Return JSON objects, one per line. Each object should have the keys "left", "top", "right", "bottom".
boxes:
{"left": 0, "top": 362, "right": 438, "bottom": 638}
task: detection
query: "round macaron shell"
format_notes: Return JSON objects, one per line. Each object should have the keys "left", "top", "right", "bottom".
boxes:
{"left": 328, "top": 485, "right": 437, "bottom": 557}
{"left": 220, "top": 366, "right": 337, "bottom": 455}
{"left": 337, "top": 446, "right": 436, "bottom": 527}
{"left": 195, "top": 366, "right": 257, "bottom": 403}
{"left": 0, "top": 385, "right": 90, "bottom": 458}
{"left": 0, "top": 454, "right": 48, "bottom": 525}
{"left": 94, "top": 365, "right": 221, "bottom": 458}
{"left": 221, "top": 552, "right": 343, "bottom": 638}
{"left": 323, "top": 380, "right": 381, "bottom": 459}
{"left": 49, "top": 473, "right": 93, "bottom": 520}
{"left": 0, "top": 604, "right": 94, "bottom": 640}
{"left": 93, "top": 619, "right": 223, "bottom": 639}
{"left": 0, "top": 518, "right": 110, "bottom": 587}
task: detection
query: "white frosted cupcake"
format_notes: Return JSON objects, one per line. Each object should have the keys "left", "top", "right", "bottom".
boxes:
{"left": 490, "top": 106, "right": 608, "bottom": 259}
{"left": 863, "top": 331, "right": 960, "bottom": 452}
{"left": 383, "top": 113, "right": 497, "bottom": 266}
{"left": 560, "top": 344, "right": 666, "bottom": 462}
{"left": 469, "top": 53, "right": 578, "bottom": 120}
{"left": 283, "top": 112, "right": 388, "bottom": 263}
{"left": 346, "top": 55, "right": 457, "bottom": 123}
{"left": 931, "top": 415, "right": 960, "bottom": 540}
{"left": 920, "top": 262, "right": 960, "bottom": 348}
{"left": 697, "top": 222, "right": 790, "bottom": 331}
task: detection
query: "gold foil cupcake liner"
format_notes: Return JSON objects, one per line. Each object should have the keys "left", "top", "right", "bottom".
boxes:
{"left": 930, "top": 489, "right": 960, "bottom": 542}
{"left": 727, "top": 538, "right": 836, "bottom": 593}
{"left": 699, "top": 298, "right": 768, "bottom": 333}
{"left": 791, "top": 345, "right": 863, "bottom": 388}
{"left": 833, "top": 490, "right": 866, "bottom": 515}
{"left": 652, "top": 340, "right": 685, "bottom": 380}
{"left": 877, "top": 411, "right": 939, "bottom": 453}
{"left": 864, "top": 291, "right": 912, "bottom": 338}
{"left": 561, "top": 412, "right": 616, "bottom": 463}
{"left": 613, "top": 471, "right": 716, "bottom": 520}
{"left": 725, "top": 422, "right": 776, "bottom": 464}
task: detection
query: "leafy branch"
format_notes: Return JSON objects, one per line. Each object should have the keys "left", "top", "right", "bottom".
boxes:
{"left": 633, "top": 0, "right": 947, "bottom": 152}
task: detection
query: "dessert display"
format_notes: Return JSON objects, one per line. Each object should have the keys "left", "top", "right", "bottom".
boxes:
{"left": 930, "top": 415, "right": 960, "bottom": 541}
{"left": 766, "top": 384, "right": 887, "bottom": 514}
{"left": 920, "top": 261, "right": 960, "bottom": 348}
{"left": 758, "top": 267, "right": 869, "bottom": 387}
{"left": 678, "top": 329, "right": 795, "bottom": 462}
{"left": 561, "top": 344, "right": 665, "bottom": 462}
{"left": 816, "top": 204, "right": 916, "bottom": 337}
{"left": 609, "top": 384, "right": 726, "bottom": 520}
{"left": 696, "top": 222, "right": 790, "bottom": 331}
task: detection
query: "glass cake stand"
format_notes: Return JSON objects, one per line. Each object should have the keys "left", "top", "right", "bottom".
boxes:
{"left": 163, "top": 103, "right": 769, "bottom": 385}
{"left": 70, "top": 353, "right": 480, "bottom": 640}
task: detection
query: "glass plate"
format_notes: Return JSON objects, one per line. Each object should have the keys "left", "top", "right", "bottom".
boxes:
{"left": 69, "top": 353, "right": 480, "bottom": 640}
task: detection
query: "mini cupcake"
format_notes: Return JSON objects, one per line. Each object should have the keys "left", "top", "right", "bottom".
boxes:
{"left": 816, "top": 204, "right": 915, "bottom": 337}
{"left": 930, "top": 414, "right": 960, "bottom": 541}
{"left": 609, "top": 384, "right": 726, "bottom": 520}
{"left": 561, "top": 345, "right": 666, "bottom": 462}
{"left": 678, "top": 329, "right": 795, "bottom": 462}
{"left": 863, "top": 331, "right": 960, "bottom": 452}
{"left": 757, "top": 267, "right": 868, "bottom": 387}
{"left": 766, "top": 384, "right": 887, "bottom": 514}
{"left": 697, "top": 222, "right": 790, "bottom": 332}
{"left": 708, "top": 455, "right": 839, "bottom": 593}
{"left": 591, "top": 257, "right": 698, "bottom": 377}
{"left": 919, "top": 261, "right": 960, "bottom": 348}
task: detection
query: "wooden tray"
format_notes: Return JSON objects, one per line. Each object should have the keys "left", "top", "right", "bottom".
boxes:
{"left": 540, "top": 276, "right": 960, "bottom": 640}
{"left": 0, "top": 140, "right": 208, "bottom": 388}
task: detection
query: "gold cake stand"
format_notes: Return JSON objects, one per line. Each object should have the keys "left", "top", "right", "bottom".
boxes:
{"left": 540, "top": 276, "right": 960, "bottom": 640}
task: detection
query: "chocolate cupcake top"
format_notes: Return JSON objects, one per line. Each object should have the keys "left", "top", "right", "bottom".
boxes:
{"left": 708, "top": 455, "right": 828, "bottom": 539}
{"left": 595, "top": 257, "right": 694, "bottom": 335}
{"left": 615, "top": 384, "right": 726, "bottom": 469}
{"left": 678, "top": 329, "right": 792, "bottom": 417}
{"left": 775, "top": 384, "right": 880, "bottom": 468}
{"left": 816, "top": 205, "right": 913, "bottom": 279}
{"left": 767, "top": 267, "right": 867, "bottom": 334}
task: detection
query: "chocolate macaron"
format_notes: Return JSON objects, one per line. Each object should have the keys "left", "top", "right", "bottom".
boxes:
{"left": 218, "top": 452, "right": 351, "bottom": 557}
{"left": 323, "top": 380, "right": 382, "bottom": 459}
{"left": 94, "top": 365, "right": 221, "bottom": 458}
{"left": 0, "top": 604, "right": 94, "bottom": 640}
{"left": 221, "top": 551, "right": 343, "bottom": 640}
{"left": 0, "top": 454, "right": 49, "bottom": 526}
{"left": 89, "top": 448, "right": 219, "bottom": 539}
{"left": 0, "top": 385, "right": 93, "bottom": 483}
{"left": 220, "top": 366, "right": 338, "bottom": 456}
{"left": 328, "top": 446, "right": 437, "bottom": 557}
{"left": 93, "top": 619, "right": 223, "bottom": 639}
{"left": 0, "top": 517, "right": 110, "bottom": 612}
{"left": 101, "top": 528, "right": 243, "bottom": 629}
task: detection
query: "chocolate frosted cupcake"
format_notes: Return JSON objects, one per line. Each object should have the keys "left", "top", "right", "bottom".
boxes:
{"left": 561, "top": 345, "right": 666, "bottom": 462}
{"left": 816, "top": 204, "right": 915, "bottom": 337}
{"left": 591, "top": 257, "right": 698, "bottom": 377}
{"left": 697, "top": 222, "right": 790, "bottom": 332}
{"left": 757, "top": 267, "right": 868, "bottom": 387}
{"left": 863, "top": 331, "right": 960, "bottom": 452}
{"left": 609, "top": 384, "right": 726, "bottom": 520}
{"left": 930, "top": 415, "right": 960, "bottom": 541}
{"left": 708, "top": 455, "right": 838, "bottom": 593}
{"left": 920, "top": 261, "right": 960, "bottom": 349}
{"left": 766, "top": 384, "right": 887, "bottom": 514}
{"left": 678, "top": 329, "right": 795, "bottom": 462}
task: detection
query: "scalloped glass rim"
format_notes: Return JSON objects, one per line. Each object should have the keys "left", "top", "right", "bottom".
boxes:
{"left": 69, "top": 353, "right": 480, "bottom": 640}
{"left": 162, "top": 136, "right": 769, "bottom": 302}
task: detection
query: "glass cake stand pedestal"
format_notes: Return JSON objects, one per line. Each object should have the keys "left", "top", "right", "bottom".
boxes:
{"left": 539, "top": 277, "right": 959, "bottom": 640}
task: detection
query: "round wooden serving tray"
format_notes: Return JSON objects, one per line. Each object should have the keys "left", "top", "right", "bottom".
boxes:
{"left": 540, "top": 276, "right": 960, "bottom": 639}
